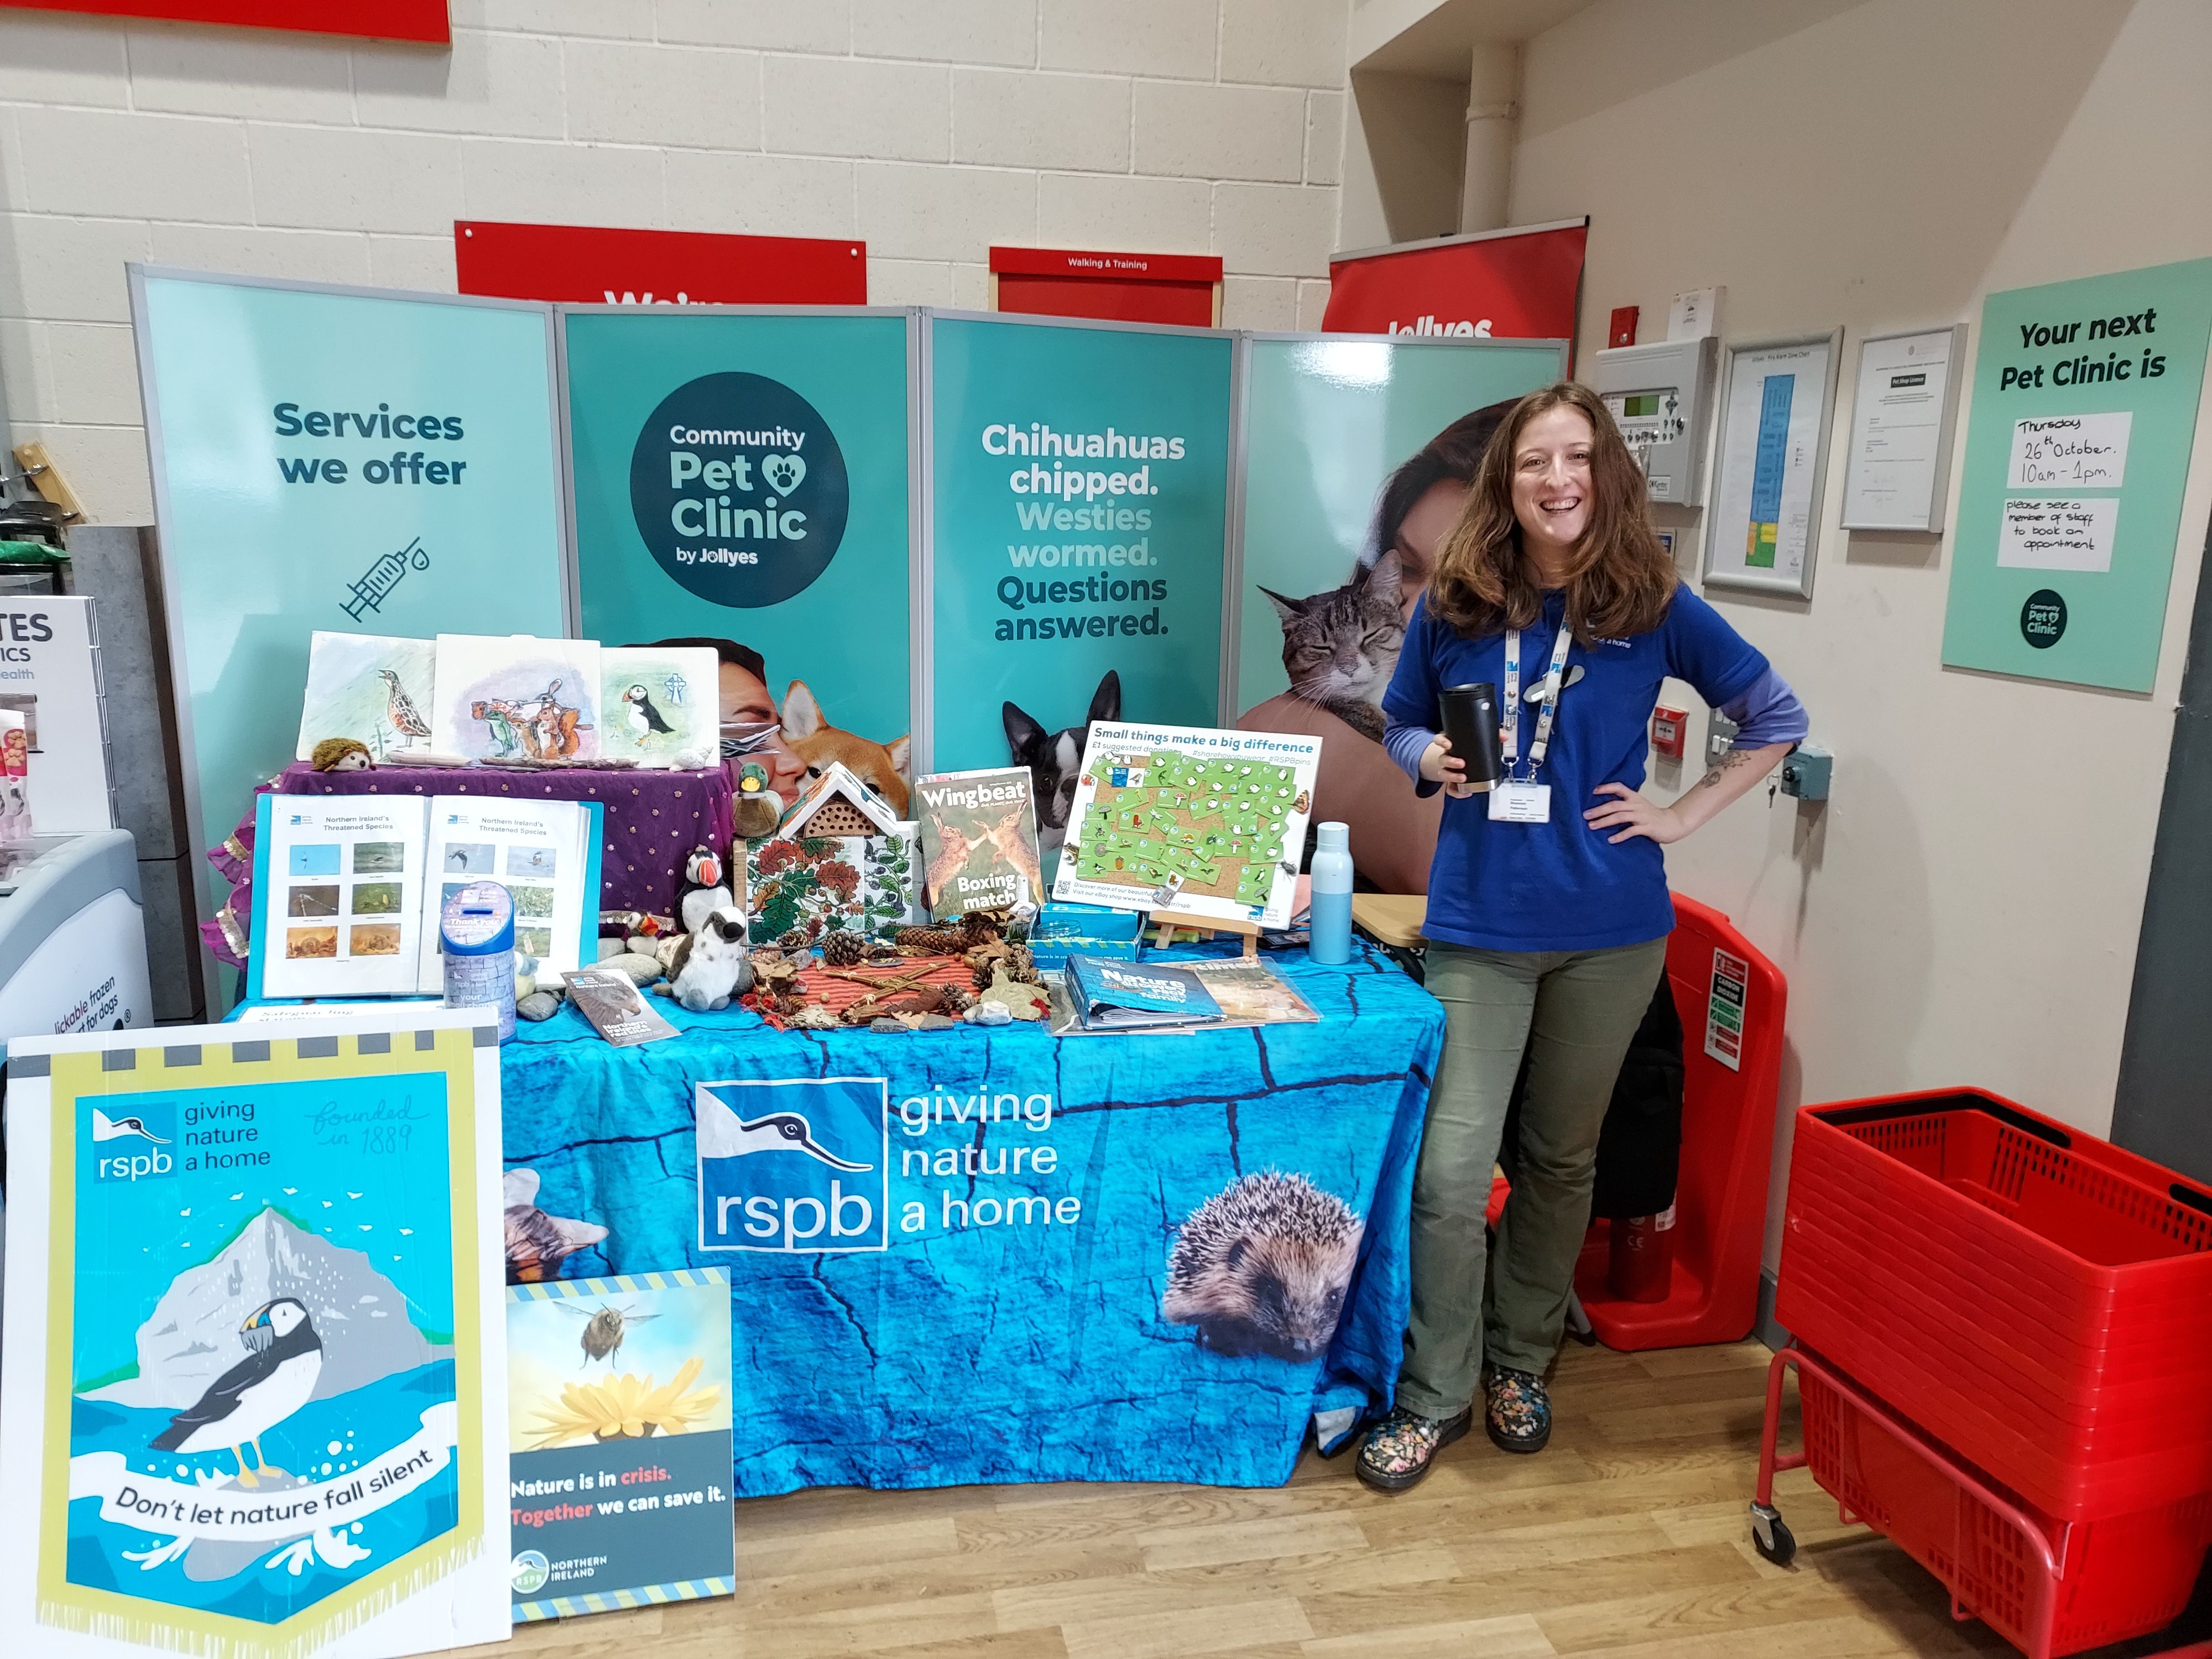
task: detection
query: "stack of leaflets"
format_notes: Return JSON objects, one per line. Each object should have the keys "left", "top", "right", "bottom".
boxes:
{"left": 252, "top": 792, "right": 599, "bottom": 999}
{"left": 914, "top": 766, "right": 1045, "bottom": 918}
{"left": 1181, "top": 957, "right": 1319, "bottom": 1025}
{"left": 1062, "top": 953, "right": 1225, "bottom": 1032}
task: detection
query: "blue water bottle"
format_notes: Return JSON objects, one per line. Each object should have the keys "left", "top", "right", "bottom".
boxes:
{"left": 1308, "top": 821, "right": 1354, "bottom": 966}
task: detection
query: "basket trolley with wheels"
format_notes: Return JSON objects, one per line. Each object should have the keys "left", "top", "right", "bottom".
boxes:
{"left": 1757, "top": 1089, "right": 2212, "bottom": 1658}
{"left": 1752, "top": 1345, "right": 2212, "bottom": 1659}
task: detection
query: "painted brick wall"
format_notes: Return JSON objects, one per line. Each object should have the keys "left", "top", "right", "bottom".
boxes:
{"left": 0, "top": 0, "right": 1350, "bottom": 521}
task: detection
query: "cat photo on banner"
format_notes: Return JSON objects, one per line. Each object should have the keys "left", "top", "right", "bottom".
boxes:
{"left": 1237, "top": 402, "right": 1515, "bottom": 896}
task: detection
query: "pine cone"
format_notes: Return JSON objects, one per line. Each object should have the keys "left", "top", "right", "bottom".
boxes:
{"left": 820, "top": 929, "right": 866, "bottom": 967}
{"left": 1004, "top": 943, "right": 1039, "bottom": 984}
{"left": 941, "top": 985, "right": 977, "bottom": 1014}
{"left": 895, "top": 922, "right": 968, "bottom": 953}
{"left": 962, "top": 907, "right": 1010, "bottom": 944}
{"left": 778, "top": 927, "right": 810, "bottom": 951}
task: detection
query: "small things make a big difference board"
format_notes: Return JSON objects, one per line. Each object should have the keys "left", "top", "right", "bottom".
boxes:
{"left": 1052, "top": 722, "right": 1321, "bottom": 930}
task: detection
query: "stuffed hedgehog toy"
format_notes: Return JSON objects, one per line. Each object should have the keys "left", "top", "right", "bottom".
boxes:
{"left": 311, "top": 737, "right": 374, "bottom": 772}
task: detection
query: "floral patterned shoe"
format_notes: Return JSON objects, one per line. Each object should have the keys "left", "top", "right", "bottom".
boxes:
{"left": 1355, "top": 1405, "right": 1472, "bottom": 1493}
{"left": 1485, "top": 1366, "right": 1552, "bottom": 1454}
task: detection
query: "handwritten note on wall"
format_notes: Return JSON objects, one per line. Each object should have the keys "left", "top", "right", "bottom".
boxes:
{"left": 1997, "top": 497, "right": 2119, "bottom": 572}
{"left": 2008, "top": 413, "right": 2132, "bottom": 490}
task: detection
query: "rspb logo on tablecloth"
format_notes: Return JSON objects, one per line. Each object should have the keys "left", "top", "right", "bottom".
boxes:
{"left": 696, "top": 1077, "right": 889, "bottom": 1252}
{"left": 87, "top": 1100, "right": 176, "bottom": 1182}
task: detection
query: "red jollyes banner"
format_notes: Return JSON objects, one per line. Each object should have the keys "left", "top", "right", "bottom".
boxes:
{"left": 0, "top": 2, "right": 448, "bottom": 42}
{"left": 1323, "top": 218, "right": 1587, "bottom": 344}
{"left": 454, "top": 222, "right": 869, "bottom": 307}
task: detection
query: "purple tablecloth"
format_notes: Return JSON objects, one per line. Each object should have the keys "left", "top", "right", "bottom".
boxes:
{"left": 205, "top": 764, "right": 733, "bottom": 966}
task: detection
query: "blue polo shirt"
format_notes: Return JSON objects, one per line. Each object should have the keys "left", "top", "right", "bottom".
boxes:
{"left": 1380, "top": 586, "right": 1768, "bottom": 953}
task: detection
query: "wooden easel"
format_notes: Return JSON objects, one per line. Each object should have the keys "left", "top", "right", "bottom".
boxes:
{"left": 1147, "top": 909, "right": 1260, "bottom": 959}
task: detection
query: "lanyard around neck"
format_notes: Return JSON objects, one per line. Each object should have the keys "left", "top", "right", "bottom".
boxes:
{"left": 1500, "top": 622, "right": 1574, "bottom": 780}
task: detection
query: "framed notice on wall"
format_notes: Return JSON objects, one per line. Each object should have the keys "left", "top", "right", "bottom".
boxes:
{"left": 1840, "top": 324, "right": 1967, "bottom": 533}
{"left": 1702, "top": 330, "right": 1841, "bottom": 598}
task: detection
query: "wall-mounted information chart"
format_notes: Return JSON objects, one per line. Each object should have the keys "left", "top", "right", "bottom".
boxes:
{"left": 1703, "top": 331, "right": 1840, "bottom": 598}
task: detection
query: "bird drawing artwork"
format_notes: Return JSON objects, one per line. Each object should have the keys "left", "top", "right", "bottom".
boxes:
{"left": 621, "top": 683, "right": 674, "bottom": 748}
{"left": 149, "top": 1298, "right": 324, "bottom": 1487}
{"left": 91, "top": 1108, "right": 168, "bottom": 1144}
{"left": 377, "top": 669, "right": 431, "bottom": 752}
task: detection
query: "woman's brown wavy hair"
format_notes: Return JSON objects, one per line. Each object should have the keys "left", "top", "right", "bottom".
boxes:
{"left": 1426, "top": 380, "right": 1677, "bottom": 643}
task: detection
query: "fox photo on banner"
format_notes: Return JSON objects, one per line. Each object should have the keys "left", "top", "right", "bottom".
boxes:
{"left": 131, "top": 269, "right": 569, "bottom": 957}
{"left": 926, "top": 314, "right": 1234, "bottom": 816}
{"left": 0, "top": 1009, "right": 508, "bottom": 1659}
{"left": 1233, "top": 335, "right": 1566, "bottom": 895}
{"left": 564, "top": 307, "right": 917, "bottom": 818}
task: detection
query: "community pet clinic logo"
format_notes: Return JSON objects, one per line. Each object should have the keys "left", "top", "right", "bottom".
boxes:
{"left": 90, "top": 1100, "right": 176, "bottom": 1182}
{"left": 630, "top": 372, "right": 851, "bottom": 611}
{"left": 696, "top": 1077, "right": 889, "bottom": 1252}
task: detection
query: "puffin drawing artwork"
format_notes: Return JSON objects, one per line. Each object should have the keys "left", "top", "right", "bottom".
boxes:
{"left": 621, "top": 684, "right": 674, "bottom": 748}
{"left": 377, "top": 669, "right": 432, "bottom": 749}
{"left": 149, "top": 1298, "right": 324, "bottom": 1487}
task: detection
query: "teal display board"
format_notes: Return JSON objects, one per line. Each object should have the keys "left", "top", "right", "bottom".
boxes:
{"left": 565, "top": 309, "right": 912, "bottom": 754}
{"left": 1233, "top": 336, "right": 1565, "bottom": 718}
{"left": 132, "top": 269, "right": 566, "bottom": 937}
{"left": 1941, "top": 259, "right": 2212, "bottom": 691}
{"left": 928, "top": 315, "right": 1232, "bottom": 773}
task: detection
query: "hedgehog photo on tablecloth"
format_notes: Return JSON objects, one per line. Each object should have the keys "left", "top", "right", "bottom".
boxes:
{"left": 1162, "top": 1170, "right": 1365, "bottom": 1363}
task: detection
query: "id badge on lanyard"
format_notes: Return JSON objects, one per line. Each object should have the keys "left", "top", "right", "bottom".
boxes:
{"left": 1491, "top": 624, "right": 1572, "bottom": 825}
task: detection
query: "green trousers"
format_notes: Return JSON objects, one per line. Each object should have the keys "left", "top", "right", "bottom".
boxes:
{"left": 1397, "top": 937, "right": 1670, "bottom": 1417}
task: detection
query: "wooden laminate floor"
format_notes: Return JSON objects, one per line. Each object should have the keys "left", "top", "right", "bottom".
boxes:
{"left": 482, "top": 1339, "right": 2194, "bottom": 1659}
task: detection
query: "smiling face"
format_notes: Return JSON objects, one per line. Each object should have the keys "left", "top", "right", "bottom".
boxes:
{"left": 1510, "top": 404, "right": 1597, "bottom": 571}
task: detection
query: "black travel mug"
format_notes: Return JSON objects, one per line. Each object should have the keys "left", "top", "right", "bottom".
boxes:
{"left": 1437, "top": 682, "right": 1505, "bottom": 792}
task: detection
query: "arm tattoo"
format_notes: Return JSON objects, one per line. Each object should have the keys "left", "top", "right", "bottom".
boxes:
{"left": 1695, "top": 748, "right": 1761, "bottom": 791}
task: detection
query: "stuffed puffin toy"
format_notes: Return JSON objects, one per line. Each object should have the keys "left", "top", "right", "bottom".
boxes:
{"left": 667, "top": 905, "right": 754, "bottom": 1013}
{"left": 675, "top": 844, "right": 735, "bottom": 937}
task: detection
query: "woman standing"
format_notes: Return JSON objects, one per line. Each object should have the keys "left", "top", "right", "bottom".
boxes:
{"left": 1357, "top": 383, "right": 1807, "bottom": 1491}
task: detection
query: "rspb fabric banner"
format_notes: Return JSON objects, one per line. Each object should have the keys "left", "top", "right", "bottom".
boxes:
{"left": 504, "top": 1270, "right": 734, "bottom": 1621}
{"left": 1941, "top": 258, "right": 2212, "bottom": 691}
{"left": 564, "top": 307, "right": 914, "bottom": 776}
{"left": 0, "top": 1010, "right": 508, "bottom": 1659}
{"left": 131, "top": 269, "right": 567, "bottom": 958}
{"left": 498, "top": 946, "right": 1444, "bottom": 1493}
{"left": 927, "top": 314, "right": 1233, "bottom": 775}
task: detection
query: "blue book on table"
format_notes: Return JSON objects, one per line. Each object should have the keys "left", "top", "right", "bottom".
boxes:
{"left": 1065, "top": 953, "right": 1225, "bottom": 1031}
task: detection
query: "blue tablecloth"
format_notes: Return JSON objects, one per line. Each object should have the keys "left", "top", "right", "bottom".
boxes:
{"left": 501, "top": 942, "right": 1442, "bottom": 1494}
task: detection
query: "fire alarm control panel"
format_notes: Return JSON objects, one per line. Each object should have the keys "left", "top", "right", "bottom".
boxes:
{"left": 1590, "top": 336, "right": 1719, "bottom": 507}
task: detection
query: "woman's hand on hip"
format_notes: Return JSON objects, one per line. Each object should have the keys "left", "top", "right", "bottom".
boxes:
{"left": 1584, "top": 782, "right": 1687, "bottom": 844}
{"left": 1420, "top": 735, "right": 1477, "bottom": 799}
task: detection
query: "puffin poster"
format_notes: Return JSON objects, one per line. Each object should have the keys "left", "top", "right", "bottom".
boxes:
{"left": 0, "top": 1010, "right": 511, "bottom": 1657}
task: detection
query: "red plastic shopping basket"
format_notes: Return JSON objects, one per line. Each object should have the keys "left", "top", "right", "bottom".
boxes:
{"left": 1764, "top": 1348, "right": 2212, "bottom": 1658}
{"left": 1777, "top": 1089, "right": 2212, "bottom": 1520}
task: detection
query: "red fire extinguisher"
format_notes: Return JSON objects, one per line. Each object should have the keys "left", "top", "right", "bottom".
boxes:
{"left": 1609, "top": 1204, "right": 1676, "bottom": 1302}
